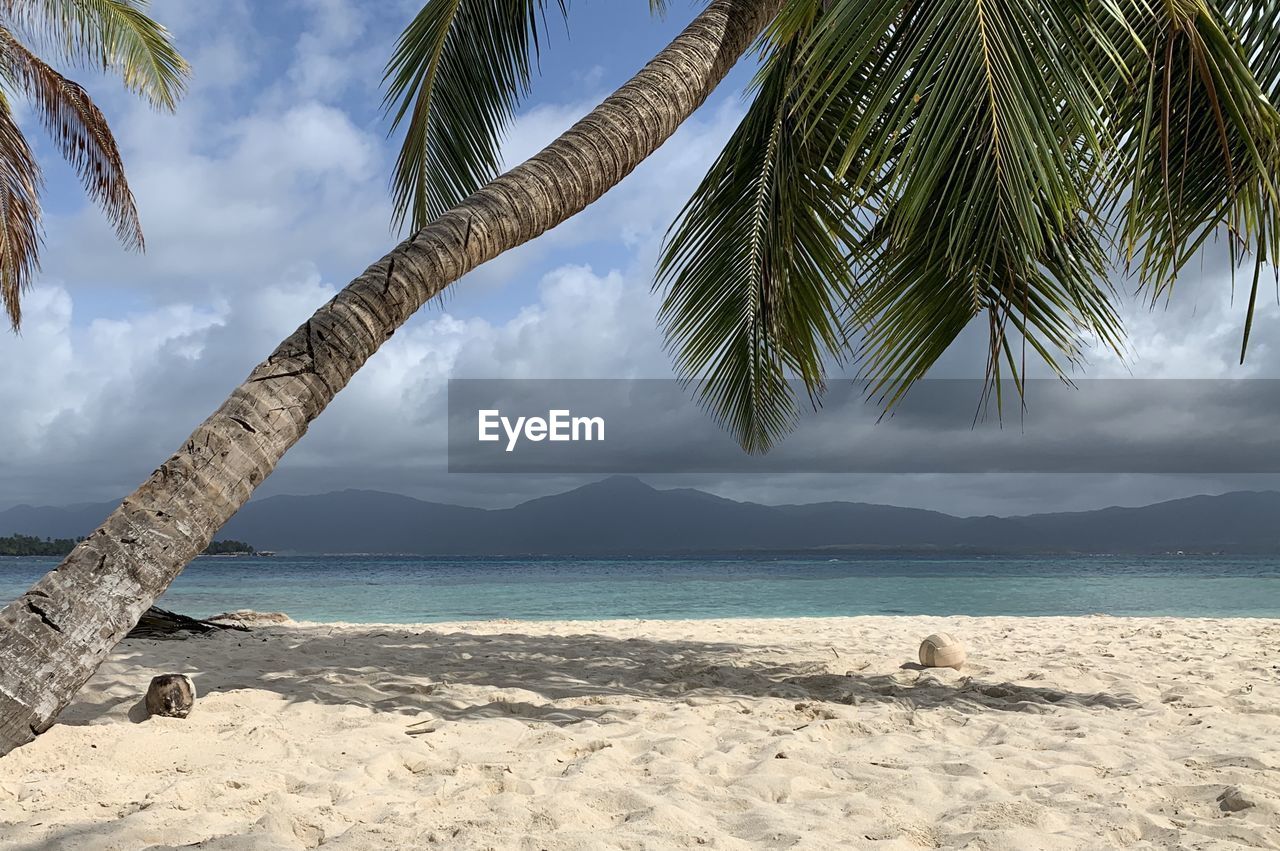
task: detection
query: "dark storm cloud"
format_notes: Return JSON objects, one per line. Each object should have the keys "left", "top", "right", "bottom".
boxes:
{"left": 446, "top": 378, "right": 1280, "bottom": 474}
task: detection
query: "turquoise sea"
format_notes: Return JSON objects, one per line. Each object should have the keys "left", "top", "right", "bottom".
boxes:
{"left": 2, "top": 554, "right": 1279, "bottom": 622}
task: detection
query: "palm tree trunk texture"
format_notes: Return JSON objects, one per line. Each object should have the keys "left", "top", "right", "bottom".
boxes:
{"left": 0, "top": 0, "right": 782, "bottom": 755}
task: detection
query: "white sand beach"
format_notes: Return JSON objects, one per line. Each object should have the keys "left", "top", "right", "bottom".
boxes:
{"left": 1, "top": 616, "right": 1277, "bottom": 850}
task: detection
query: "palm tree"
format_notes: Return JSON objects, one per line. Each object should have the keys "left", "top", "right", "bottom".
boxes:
{"left": 0, "top": 0, "right": 1276, "bottom": 755}
{"left": 0, "top": 0, "right": 187, "bottom": 329}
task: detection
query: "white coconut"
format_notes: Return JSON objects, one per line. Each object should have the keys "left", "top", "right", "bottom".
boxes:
{"left": 918, "top": 633, "right": 966, "bottom": 669}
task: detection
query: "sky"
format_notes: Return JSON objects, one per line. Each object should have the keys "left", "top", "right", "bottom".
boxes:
{"left": 2, "top": 0, "right": 1280, "bottom": 517}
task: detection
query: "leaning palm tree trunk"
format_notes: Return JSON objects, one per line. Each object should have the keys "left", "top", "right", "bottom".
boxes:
{"left": 0, "top": 0, "right": 782, "bottom": 755}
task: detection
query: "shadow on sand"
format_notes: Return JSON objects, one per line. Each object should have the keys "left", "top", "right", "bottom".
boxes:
{"left": 6, "top": 626, "right": 1145, "bottom": 850}
{"left": 58, "top": 625, "right": 1141, "bottom": 729}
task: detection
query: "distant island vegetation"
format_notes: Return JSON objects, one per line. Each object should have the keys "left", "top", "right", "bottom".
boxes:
{"left": 0, "top": 535, "right": 257, "bottom": 557}
{"left": 202, "top": 540, "right": 259, "bottom": 556}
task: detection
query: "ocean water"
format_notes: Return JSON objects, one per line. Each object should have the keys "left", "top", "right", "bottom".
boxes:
{"left": 2, "top": 554, "right": 1279, "bottom": 622}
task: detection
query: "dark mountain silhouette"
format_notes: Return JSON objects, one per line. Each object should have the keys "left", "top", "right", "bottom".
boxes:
{"left": 2, "top": 477, "right": 1277, "bottom": 555}
{"left": 0, "top": 502, "right": 125, "bottom": 541}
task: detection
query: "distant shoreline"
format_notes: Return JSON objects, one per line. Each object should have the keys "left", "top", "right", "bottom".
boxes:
{"left": 0, "top": 548, "right": 1264, "bottom": 559}
{"left": 0, "top": 535, "right": 259, "bottom": 558}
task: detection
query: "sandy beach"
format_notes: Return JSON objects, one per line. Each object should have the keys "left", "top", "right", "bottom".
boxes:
{"left": 0, "top": 615, "right": 1277, "bottom": 850}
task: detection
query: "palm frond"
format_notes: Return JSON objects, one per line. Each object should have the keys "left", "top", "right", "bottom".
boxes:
{"left": 0, "top": 0, "right": 188, "bottom": 110}
{"left": 383, "top": 0, "right": 569, "bottom": 232}
{"left": 0, "top": 89, "right": 41, "bottom": 329}
{"left": 1108, "top": 0, "right": 1280, "bottom": 362}
{"left": 0, "top": 25, "right": 141, "bottom": 249}
{"left": 786, "top": 0, "right": 1127, "bottom": 408}
{"left": 1216, "top": 0, "right": 1280, "bottom": 100}
{"left": 657, "top": 8, "right": 861, "bottom": 452}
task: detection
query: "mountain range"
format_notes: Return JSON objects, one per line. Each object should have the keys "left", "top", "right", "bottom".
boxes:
{"left": 2, "top": 476, "right": 1277, "bottom": 555}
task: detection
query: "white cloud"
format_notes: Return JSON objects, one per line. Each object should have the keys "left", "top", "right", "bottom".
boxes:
{"left": 0, "top": 257, "right": 669, "bottom": 507}
{"left": 284, "top": 0, "right": 394, "bottom": 102}
{"left": 1096, "top": 262, "right": 1280, "bottom": 379}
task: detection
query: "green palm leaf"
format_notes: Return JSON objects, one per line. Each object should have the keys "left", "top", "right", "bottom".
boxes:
{"left": 656, "top": 10, "right": 861, "bottom": 452}
{"left": 762, "top": 0, "right": 1126, "bottom": 419}
{"left": 674, "top": 0, "right": 1280, "bottom": 448}
{"left": 383, "top": 0, "right": 570, "bottom": 232}
{"left": 0, "top": 0, "right": 188, "bottom": 109}
{"left": 1216, "top": 0, "right": 1280, "bottom": 100}
{"left": 1107, "top": 0, "right": 1280, "bottom": 364}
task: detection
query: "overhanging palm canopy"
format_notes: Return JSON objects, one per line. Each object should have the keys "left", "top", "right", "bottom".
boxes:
{"left": 385, "top": 0, "right": 1280, "bottom": 452}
